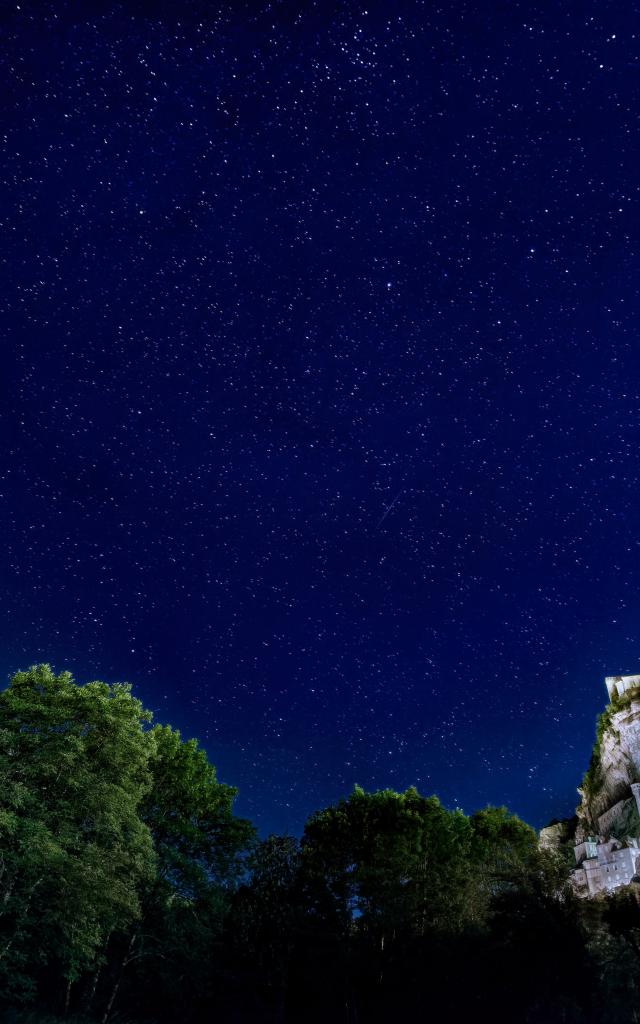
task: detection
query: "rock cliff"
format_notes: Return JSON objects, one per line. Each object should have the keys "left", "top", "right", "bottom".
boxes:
{"left": 574, "top": 687, "right": 640, "bottom": 842}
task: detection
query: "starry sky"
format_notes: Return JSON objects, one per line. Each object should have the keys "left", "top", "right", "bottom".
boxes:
{"left": 2, "top": 0, "right": 639, "bottom": 836}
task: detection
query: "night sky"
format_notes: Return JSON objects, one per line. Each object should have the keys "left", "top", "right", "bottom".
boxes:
{"left": 2, "top": 1, "right": 639, "bottom": 836}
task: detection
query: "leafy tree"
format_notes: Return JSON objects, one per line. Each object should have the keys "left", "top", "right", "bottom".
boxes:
{"left": 469, "top": 804, "right": 547, "bottom": 916}
{"left": 110, "top": 724, "right": 255, "bottom": 1022}
{"left": 229, "top": 835, "right": 302, "bottom": 1020}
{"left": 142, "top": 723, "right": 253, "bottom": 896}
{"left": 301, "top": 785, "right": 474, "bottom": 940}
{"left": 0, "top": 664, "right": 156, "bottom": 1008}
{"left": 292, "top": 787, "right": 477, "bottom": 1022}
{"left": 0, "top": 666, "right": 624, "bottom": 1023}
{"left": 0, "top": 667, "right": 254, "bottom": 1022}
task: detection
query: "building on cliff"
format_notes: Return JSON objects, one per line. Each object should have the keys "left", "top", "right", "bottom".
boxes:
{"left": 572, "top": 832, "right": 640, "bottom": 897}
{"left": 605, "top": 673, "right": 640, "bottom": 702}
{"left": 541, "top": 675, "right": 640, "bottom": 898}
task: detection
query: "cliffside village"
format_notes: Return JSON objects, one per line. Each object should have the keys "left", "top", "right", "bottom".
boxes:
{"left": 541, "top": 674, "right": 640, "bottom": 898}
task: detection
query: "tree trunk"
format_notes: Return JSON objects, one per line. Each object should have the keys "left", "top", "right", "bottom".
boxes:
{"left": 63, "top": 977, "right": 72, "bottom": 1015}
{"left": 84, "top": 965, "right": 101, "bottom": 1013}
{"left": 102, "top": 931, "right": 137, "bottom": 1023}
{"left": 102, "top": 973, "right": 122, "bottom": 1024}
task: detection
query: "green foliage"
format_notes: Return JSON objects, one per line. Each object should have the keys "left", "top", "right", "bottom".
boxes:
{"left": 299, "top": 790, "right": 549, "bottom": 948}
{"left": 228, "top": 835, "right": 302, "bottom": 1015}
{"left": 105, "top": 724, "right": 254, "bottom": 1023}
{"left": 141, "top": 723, "right": 254, "bottom": 898}
{"left": 301, "top": 786, "right": 475, "bottom": 938}
{"left": 468, "top": 805, "right": 543, "bottom": 917}
{"left": 0, "top": 666, "right": 254, "bottom": 1020}
{"left": 3, "top": 662, "right": 640, "bottom": 1023}
{"left": 0, "top": 665, "right": 156, "bottom": 999}
{"left": 471, "top": 804, "right": 538, "bottom": 854}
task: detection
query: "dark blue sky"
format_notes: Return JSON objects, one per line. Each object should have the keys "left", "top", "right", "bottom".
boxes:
{"left": 2, "top": 1, "right": 639, "bottom": 835}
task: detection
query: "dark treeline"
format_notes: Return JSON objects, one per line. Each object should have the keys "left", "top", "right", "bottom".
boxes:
{"left": 1, "top": 667, "right": 640, "bottom": 1023}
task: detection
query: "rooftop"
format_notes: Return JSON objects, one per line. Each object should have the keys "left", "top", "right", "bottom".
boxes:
{"left": 605, "top": 674, "right": 640, "bottom": 702}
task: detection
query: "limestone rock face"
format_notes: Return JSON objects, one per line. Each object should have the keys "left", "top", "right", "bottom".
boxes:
{"left": 540, "top": 819, "right": 574, "bottom": 850}
{"left": 542, "top": 682, "right": 640, "bottom": 897}
{"left": 575, "top": 696, "right": 640, "bottom": 842}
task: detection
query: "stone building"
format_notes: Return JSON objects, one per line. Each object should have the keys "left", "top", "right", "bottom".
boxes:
{"left": 568, "top": 677, "right": 640, "bottom": 897}
{"left": 605, "top": 673, "right": 640, "bottom": 702}
{"left": 572, "top": 833, "right": 640, "bottom": 897}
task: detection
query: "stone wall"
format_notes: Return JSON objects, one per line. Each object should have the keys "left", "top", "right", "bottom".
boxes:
{"left": 606, "top": 674, "right": 640, "bottom": 701}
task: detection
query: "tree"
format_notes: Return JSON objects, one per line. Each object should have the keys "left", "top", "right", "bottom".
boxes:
{"left": 0, "top": 664, "right": 156, "bottom": 1007}
{"left": 111, "top": 724, "right": 255, "bottom": 1023}
{"left": 142, "top": 723, "right": 253, "bottom": 897}
{"left": 468, "top": 804, "right": 545, "bottom": 917}
{"left": 229, "top": 835, "right": 302, "bottom": 1021}
{"left": 293, "top": 787, "right": 477, "bottom": 1022}
{"left": 301, "top": 785, "right": 474, "bottom": 939}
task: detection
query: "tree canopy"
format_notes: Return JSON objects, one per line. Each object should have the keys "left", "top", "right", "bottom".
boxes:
{"left": 0, "top": 665, "right": 253, "bottom": 1017}
{"left": 0, "top": 665, "right": 636, "bottom": 1024}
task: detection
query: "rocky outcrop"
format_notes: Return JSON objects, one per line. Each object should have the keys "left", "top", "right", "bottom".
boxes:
{"left": 575, "top": 692, "right": 640, "bottom": 842}
{"left": 540, "top": 818, "right": 575, "bottom": 851}
{"left": 540, "top": 681, "right": 640, "bottom": 897}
